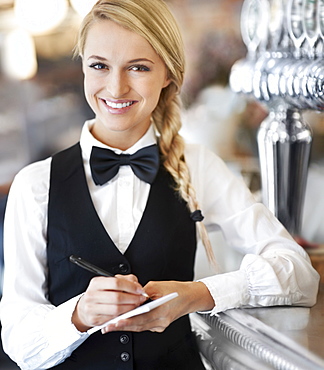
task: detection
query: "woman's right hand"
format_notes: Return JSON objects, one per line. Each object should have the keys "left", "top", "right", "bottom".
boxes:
{"left": 72, "top": 274, "right": 147, "bottom": 332}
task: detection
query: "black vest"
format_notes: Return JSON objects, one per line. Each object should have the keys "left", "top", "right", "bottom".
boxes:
{"left": 47, "top": 143, "right": 204, "bottom": 370}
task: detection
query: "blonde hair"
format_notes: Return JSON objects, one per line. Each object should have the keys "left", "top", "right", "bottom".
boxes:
{"left": 76, "top": 0, "right": 216, "bottom": 265}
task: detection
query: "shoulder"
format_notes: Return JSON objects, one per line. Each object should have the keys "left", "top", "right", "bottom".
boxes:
{"left": 5, "top": 157, "right": 52, "bottom": 219}
{"left": 183, "top": 142, "right": 252, "bottom": 205}
{"left": 184, "top": 142, "right": 229, "bottom": 174}
{"left": 12, "top": 157, "right": 52, "bottom": 195}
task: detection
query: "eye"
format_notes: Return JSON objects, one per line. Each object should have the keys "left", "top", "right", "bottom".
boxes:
{"left": 89, "top": 62, "right": 108, "bottom": 70}
{"left": 130, "top": 64, "right": 150, "bottom": 72}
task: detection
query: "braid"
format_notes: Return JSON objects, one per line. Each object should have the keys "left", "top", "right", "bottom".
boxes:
{"left": 153, "top": 84, "right": 217, "bottom": 267}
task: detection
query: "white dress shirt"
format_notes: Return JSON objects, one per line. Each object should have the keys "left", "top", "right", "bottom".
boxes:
{"left": 0, "top": 120, "right": 319, "bottom": 370}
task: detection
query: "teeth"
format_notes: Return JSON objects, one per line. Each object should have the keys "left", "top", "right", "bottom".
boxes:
{"left": 105, "top": 100, "right": 133, "bottom": 108}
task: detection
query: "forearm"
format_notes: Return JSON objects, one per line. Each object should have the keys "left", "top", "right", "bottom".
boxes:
{"left": 199, "top": 249, "right": 320, "bottom": 315}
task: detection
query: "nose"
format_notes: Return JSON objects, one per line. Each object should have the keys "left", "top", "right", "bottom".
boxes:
{"left": 106, "top": 70, "right": 130, "bottom": 98}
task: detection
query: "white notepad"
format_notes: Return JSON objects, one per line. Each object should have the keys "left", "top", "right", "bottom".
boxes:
{"left": 88, "top": 292, "right": 178, "bottom": 335}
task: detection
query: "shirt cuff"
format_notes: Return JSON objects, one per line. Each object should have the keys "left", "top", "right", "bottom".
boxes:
{"left": 44, "top": 294, "right": 89, "bottom": 351}
{"left": 198, "top": 270, "right": 249, "bottom": 314}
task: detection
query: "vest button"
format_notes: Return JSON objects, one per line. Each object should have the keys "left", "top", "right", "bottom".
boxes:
{"left": 119, "top": 263, "right": 129, "bottom": 273}
{"left": 120, "top": 352, "right": 130, "bottom": 362}
{"left": 120, "top": 334, "right": 130, "bottom": 344}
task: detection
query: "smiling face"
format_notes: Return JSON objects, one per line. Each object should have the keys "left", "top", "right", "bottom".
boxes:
{"left": 82, "top": 19, "right": 170, "bottom": 150}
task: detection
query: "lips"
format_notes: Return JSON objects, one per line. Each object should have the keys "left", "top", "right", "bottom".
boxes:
{"left": 101, "top": 99, "right": 136, "bottom": 109}
{"left": 99, "top": 98, "right": 137, "bottom": 114}
{"left": 105, "top": 100, "right": 134, "bottom": 108}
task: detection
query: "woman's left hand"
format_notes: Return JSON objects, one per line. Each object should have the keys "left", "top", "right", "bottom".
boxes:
{"left": 101, "top": 280, "right": 214, "bottom": 334}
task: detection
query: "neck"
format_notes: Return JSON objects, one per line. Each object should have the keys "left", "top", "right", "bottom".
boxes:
{"left": 90, "top": 126, "right": 149, "bottom": 151}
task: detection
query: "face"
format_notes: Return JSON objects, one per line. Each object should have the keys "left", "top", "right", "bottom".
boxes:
{"left": 82, "top": 19, "right": 170, "bottom": 149}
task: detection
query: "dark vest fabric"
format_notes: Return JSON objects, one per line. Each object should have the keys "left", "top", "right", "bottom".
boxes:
{"left": 47, "top": 143, "right": 205, "bottom": 370}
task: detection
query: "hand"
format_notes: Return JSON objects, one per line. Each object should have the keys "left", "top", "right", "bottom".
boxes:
{"left": 72, "top": 274, "right": 147, "bottom": 332}
{"left": 101, "top": 280, "right": 214, "bottom": 334}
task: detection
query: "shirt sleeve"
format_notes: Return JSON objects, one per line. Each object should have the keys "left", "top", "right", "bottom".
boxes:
{"left": 0, "top": 160, "right": 89, "bottom": 370}
{"left": 186, "top": 144, "right": 320, "bottom": 314}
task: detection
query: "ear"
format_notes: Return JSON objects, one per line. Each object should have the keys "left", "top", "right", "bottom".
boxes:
{"left": 162, "top": 75, "right": 171, "bottom": 89}
{"left": 163, "top": 78, "right": 171, "bottom": 88}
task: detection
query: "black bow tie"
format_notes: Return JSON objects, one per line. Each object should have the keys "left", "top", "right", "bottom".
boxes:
{"left": 90, "top": 144, "right": 160, "bottom": 185}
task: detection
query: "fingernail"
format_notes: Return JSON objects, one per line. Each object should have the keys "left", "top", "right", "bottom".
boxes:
{"left": 102, "top": 324, "right": 114, "bottom": 334}
{"left": 140, "top": 295, "right": 146, "bottom": 303}
{"left": 136, "top": 287, "right": 149, "bottom": 298}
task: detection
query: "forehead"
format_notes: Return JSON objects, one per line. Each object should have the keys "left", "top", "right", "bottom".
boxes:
{"left": 83, "top": 19, "right": 159, "bottom": 61}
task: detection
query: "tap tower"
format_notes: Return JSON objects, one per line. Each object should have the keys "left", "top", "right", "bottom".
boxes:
{"left": 230, "top": 0, "right": 324, "bottom": 234}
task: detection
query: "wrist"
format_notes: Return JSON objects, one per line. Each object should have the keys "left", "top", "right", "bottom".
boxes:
{"left": 187, "top": 281, "right": 215, "bottom": 312}
{"left": 184, "top": 281, "right": 215, "bottom": 313}
{"left": 71, "top": 295, "right": 91, "bottom": 333}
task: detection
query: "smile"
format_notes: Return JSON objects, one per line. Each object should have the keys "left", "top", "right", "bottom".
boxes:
{"left": 104, "top": 100, "right": 135, "bottom": 109}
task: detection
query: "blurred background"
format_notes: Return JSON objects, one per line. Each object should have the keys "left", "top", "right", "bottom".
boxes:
{"left": 0, "top": 0, "right": 324, "bottom": 367}
{"left": 0, "top": 0, "right": 251, "bottom": 184}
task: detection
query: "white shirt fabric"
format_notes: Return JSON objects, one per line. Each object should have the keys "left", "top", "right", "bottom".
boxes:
{"left": 0, "top": 120, "right": 319, "bottom": 370}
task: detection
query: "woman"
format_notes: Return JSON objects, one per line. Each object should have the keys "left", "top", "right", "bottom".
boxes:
{"left": 0, "top": 0, "right": 319, "bottom": 369}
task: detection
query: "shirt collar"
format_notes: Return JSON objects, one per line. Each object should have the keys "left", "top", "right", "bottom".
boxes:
{"left": 80, "top": 119, "right": 158, "bottom": 161}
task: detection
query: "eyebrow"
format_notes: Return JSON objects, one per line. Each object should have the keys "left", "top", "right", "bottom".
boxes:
{"left": 87, "top": 55, "right": 155, "bottom": 64}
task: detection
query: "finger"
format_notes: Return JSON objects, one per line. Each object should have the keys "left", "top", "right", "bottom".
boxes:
{"left": 104, "top": 309, "right": 170, "bottom": 333}
{"left": 115, "top": 274, "right": 139, "bottom": 283}
{"left": 100, "top": 313, "right": 152, "bottom": 334}
{"left": 115, "top": 317, "right": 168, "bottom": 333}
{"left": 89, "top": 276, "right": 145, "bottom": 296}
{"left": 82, "top": 289, "right": 147, "bottom": 310}
{"left": 78, "top": 296, "right": 144, "bottom": 328}
{"left": 102, "top": 322, "right": 165, "bottom": 334}
{"left": 143, "top": 281, "right": 164, "bottom": 299}
{"left": 79, "top": 285, "right": 146, "bottom": 327}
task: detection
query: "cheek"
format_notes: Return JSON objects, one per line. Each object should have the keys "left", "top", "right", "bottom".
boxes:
{"left": 84, "top": 76, "right": 94, "bottom": 95}
{"left": 84, "top": 76, "right": 100, "bottom": 100}
{"left": 84, "top": 70, "right": 103, "bottom": 92}
{"left": 142, "top": 80, "right": 166, "bottom": 103}
{"left": 83, "top": 79, "right": 98, "bottom": 111}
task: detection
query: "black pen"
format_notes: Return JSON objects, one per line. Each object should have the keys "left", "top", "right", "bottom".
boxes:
{"left": 69, "top": 255, "right": 150, "bottom": 298}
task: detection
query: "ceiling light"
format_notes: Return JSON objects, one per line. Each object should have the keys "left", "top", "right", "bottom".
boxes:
{"left": 14, "top": 0, "right": 69, "bottom": 35}
{"left": 2, "top": 28, "right": 37, "bottom": 79}
{"left": 70, "top": 0, "right": 97, "bottom": 18}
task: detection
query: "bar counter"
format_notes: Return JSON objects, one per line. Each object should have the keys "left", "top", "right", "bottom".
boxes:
{"left": 191, "top": 283, "right": 324, "bottom": 370}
